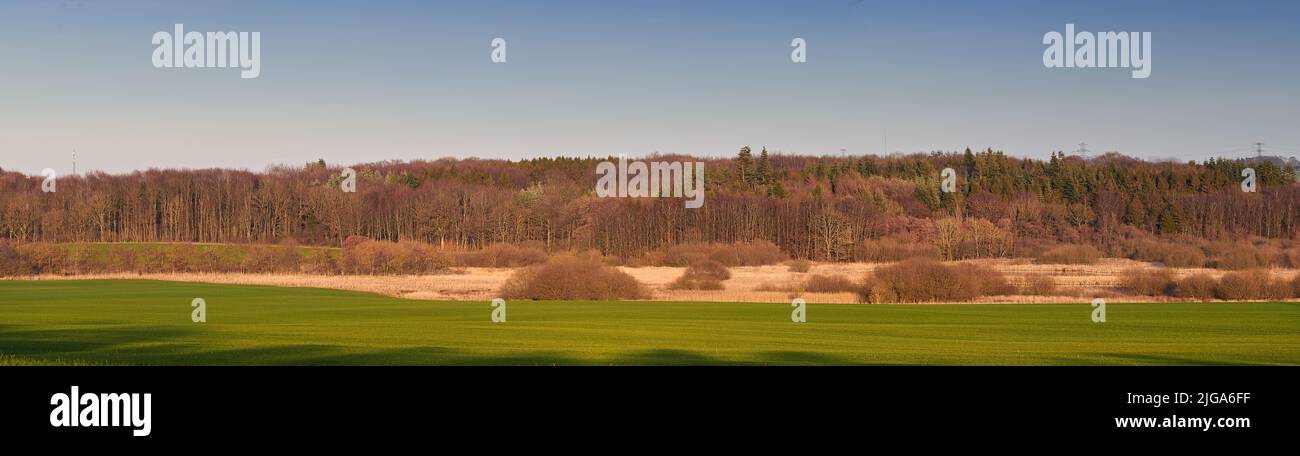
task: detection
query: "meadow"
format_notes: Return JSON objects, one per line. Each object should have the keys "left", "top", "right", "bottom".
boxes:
{"left": 0, "top": 280, "right": 1297, "bottom": 365}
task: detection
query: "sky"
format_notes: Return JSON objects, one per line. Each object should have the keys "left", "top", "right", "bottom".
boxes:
{"left": 1, "top": 0, "right": 1298, "bottom": 175}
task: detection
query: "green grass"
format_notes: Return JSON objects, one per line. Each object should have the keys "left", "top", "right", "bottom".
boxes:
{"left": 1, "top": 280, "right": 1298, "bottom": 365}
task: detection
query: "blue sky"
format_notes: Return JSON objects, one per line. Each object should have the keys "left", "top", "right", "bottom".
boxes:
{"left": 1, "top": 0, "right": 1298, "bottom": 174}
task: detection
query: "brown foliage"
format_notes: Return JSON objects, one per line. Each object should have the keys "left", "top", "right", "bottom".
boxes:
{"left": 669, "top": 260, "right": 732, "bottom": 290}
{"left": 1019, "top": 274, "right": 1057, "bottom": 296}
{"left": 852, "top": 237, "right": 940, "bottom": 262}
{"left": 856, "top": 258, "right": 1011, "bottom": 303}
{"left": 340, "top": 239, "right": 451, "bottom": 275}
{"left": 786, "top": 259, "right": 811, "bottom": 273}
{"left": 1173, "top": 273, "right": 1218, "bottom": 299}
{"left": 1214, "top": 269, "right": 1293, "bottom": 300}
{"left": 0, "top": 241, "right": 31, "bottom": 276}
{"left": 1127, "top": 240, "right": 1206, "bottom": 268}
{"left": 802, "top": 274, "right": 857, "bottom": 293}
{"left": 1117, "top": 267, "right": 1174, "bottom": 296}
{"left": 456, "top": 243, "right": 548, "bottom": 268}
{"left": 660, "top": 241, "right": 787, "bottom": 267}
{"left": 500, "top": 256, "right": 646, "bottom": 300}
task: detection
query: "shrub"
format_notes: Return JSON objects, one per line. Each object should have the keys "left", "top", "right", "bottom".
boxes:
{"left": 1282, "top": 247, "right": 1300, "bottom": 269}
{"left": 1129, "top": 240, "right": 1206, "bottom": 268}
{"left": 1117, "top": 267, "right": 1174, "bottom": 296}
{"left": 341, "top": 235, "right": 371, "bottom": 249}
{"left": 0, "top": 241, "right": 33, "bottom": 276}
{"left": 661, "top": 244, "right": 711, "bottom": 267}
{"left": 855, "top": 258, "right": 1010, "bottom": 303}
{"left": 340, "top": 239, "right": 451, "bottom": 275}
{"left": 1020, "top": 274, "right": 1057, "bottom": 296}
{"left": 1215, "top": 269, "right": 1291, "bottom": 300}
{"left": 956, "top": 263, "right": 1016, "bottom": 296}
{"left": 1212, "top": 249, "right": 1263, "bottom": 270}
{"left": 500, "top": 256, "right": 646, "bottom": 300}
{"left": 852, "top": 238, "right": 939, "bottom": 262}
{"left": 669, "top": 260, "right": 731, "bottom": 290}
{"left": 803, "top": 274, "right": 857, "bottom": 293}
{"left": 240, "top": 241, "right": 303, "bottom": 273}
{"left": 1035, "top": 244, "right": 1102, "bottom": 265}
{"left": 1173, "top": 273, "right": 1218, "bottom": 299}
{"left": 301, "top": 249, "right": 339, "bottom": 274}
{"left": 721, "top": 240, "right": 787, "bottom": 266}
{"left": 660, "top": 241, "right": 787, "bottom": 267}
{"left": 786, "top": 260, "right": 811, "bottom": 273}
{"left": 15, "top": 243, "right": 67, "bottom": 274}
{"left": 457, "top": 243, "right": 548, "bottom": 268}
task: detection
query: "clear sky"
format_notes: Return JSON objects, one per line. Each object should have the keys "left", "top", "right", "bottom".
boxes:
{"left": 1, "top": 0, "right": 1298, "bottom": 175}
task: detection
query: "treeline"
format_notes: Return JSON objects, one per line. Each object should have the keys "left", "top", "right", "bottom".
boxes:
{"left": 1, "top": 149, "right": 1297, "bottom": 260}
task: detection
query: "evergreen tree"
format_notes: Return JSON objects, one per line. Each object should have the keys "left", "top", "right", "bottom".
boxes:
{"left": 756, "top": 147, "right": 773, "bottom": 186}
{"left": 736, "top": 146, "right": 754, "bottom": 187}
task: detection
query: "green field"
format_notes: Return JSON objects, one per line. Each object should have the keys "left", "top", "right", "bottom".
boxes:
{"left": 1, "top": 280, "right": 1298, "bottom": 365}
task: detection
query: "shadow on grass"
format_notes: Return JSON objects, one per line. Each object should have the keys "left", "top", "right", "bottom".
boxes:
{"left": 0, "top": 324, "right": 196, "bottom": 356}
{"left": 177, "top": 345, "right": 582, "bottom": 366}
{"left": 1090, "top": 353, "right": 1260, "bottom": 366}
{"left": 755, "top": 350, "right": 863, "bottom": 365}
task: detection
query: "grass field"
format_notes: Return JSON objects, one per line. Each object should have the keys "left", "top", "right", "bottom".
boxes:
{"left": 1, "top": 280, "right": 1298, "bottom": 365}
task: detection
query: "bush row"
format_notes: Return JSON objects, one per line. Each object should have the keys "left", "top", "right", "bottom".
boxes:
{"left": 1118, "top": 268, "right": 1300, "bottom": 300}
{"left": 858, "top": 258, "right": 1014, "bottom": 303}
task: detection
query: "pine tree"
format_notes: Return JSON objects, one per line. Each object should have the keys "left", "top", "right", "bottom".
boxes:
{"left": 736, "top": 146, "right": 754, "bottom": 187}
{"left": 756, "top": 147, "right": 773, "bottom": 186}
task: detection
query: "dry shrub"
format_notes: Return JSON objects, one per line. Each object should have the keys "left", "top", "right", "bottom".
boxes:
{"left": 456, "top": 243, "right": 548, "bottom": 267}
{"left": 15, "top": 243, "right": 67, "bottom": 274}
{"left": 240, "top": 240, "right": 303, "bottom": 273}
{"left": 300, "top": 249, "right": 339, "bottom": 274}
{"left": 1203, "top": 241, "right": 1267, "bottom": 270}
{"left": 661, "top": 241, "right": 787, "bottom": 267}
{"left": 1173, "top": 273, "right": 1217, "bottom": 299}
{"left": 1129, "top": 240, "right": 1206, "bottom": 268}
{"left": 669, "top": 260, "right": 731, "bottom": 290}
{"left": 1035, "top": 244, "right": 1102, "bottom": 265}
{"left": 1019, "top": 274, "right": 1057, "bottom": 296}
{"left": 1118, "top": 267, "right": 1174, "bottom": 296}
{"left": 853, "top": 238, "right": 939, "bottom": 262}
{"left": 786, "top": 259, "right": 811, "bottom": 273}
{"left": 500, "top": 256, "right": 646, "bottom": 300}
{"left": 341, "top": 235, "right": 371, "bottom": 249}
{"left": 856, "top": 258, "right": 1010, "bottom": 303}
{"left": 803, "top": 274, "right": 857, "bottom": 293}
{"left": 726, "top": 240, "right": 787, "bottom": 266}
{"left": 661, "top": 244, "right": 711, "bottom": 267}
{"left": 106, "top": 246, "right": 139, "bottom": 273}
{"left": 1293, "top": 274, "right": 1300, "bottom": 297}
{"left": 340, "top": 239, "right": 451, "bottom": 275}
{"left": 1282, "top": 247, "right": 1300, "bottom": 269}
{"left": 0, "top": 241, "right": 32, "bottom": 276}
{"left": 1215, "top": 269, "right": 1292, "bottom": 300}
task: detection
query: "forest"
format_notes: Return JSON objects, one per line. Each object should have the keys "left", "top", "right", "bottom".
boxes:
{"left": 1, "top": 147, "right": 1297, "bottom": 262}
